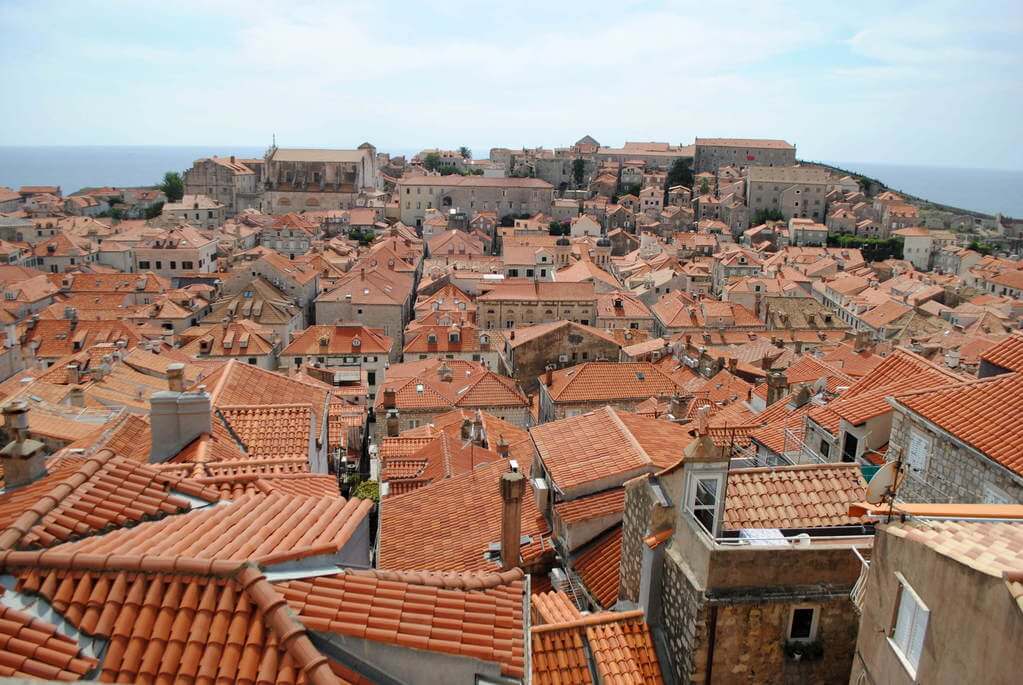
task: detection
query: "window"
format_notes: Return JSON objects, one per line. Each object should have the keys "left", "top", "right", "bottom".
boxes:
{"left": 688, "top": 474, "right": 722, "bottom": 534}
{"left": 247, "top": 357, "right": 257, "bottom": 365}
{"left": 138, "top": 261, "right": 151, "bottom": 269}
{"left": 182, "top": 261, "right": 194, "bottom": 270}
{"left": 170, "top": 261, "right": 177, "bottom": 270}
{"left": 906, "top": 428, "right": 930, "bottom": 473}
{"left": 787, "top": 606, "right": 819, "bottom": 642}
{"left": 890, "top": 574, "right": 929, "bottom": 676}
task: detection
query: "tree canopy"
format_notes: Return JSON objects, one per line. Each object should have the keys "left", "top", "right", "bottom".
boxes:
{"left": 159, "top": 171, "right": 184, "bottom": 202}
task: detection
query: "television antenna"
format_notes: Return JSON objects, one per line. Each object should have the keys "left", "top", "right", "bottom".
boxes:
{"left": 865, "top": 458, "right": 906, "bottom": 523}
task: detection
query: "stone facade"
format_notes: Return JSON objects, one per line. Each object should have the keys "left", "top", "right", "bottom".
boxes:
{"left": 619, "top": 480, "right": 656, "bottom": 603}
{"left": 694, "top": 139, "right": 796, "bottom": 174}
{"left": 182, "top": 157, "right": 261, "bottom": 215}
{"left": 498, "top": 324, "right": 622, "bottom": 392}
{"left": 396, "top": 176, "right": 554, "bottom": 225}
{"left": 888, "top": 407, "right": 1023, "bottom": 504}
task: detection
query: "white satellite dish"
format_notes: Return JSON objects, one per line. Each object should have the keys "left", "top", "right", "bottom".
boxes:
{"left": 865, "top": 461, "right": 904, "bottom": 505}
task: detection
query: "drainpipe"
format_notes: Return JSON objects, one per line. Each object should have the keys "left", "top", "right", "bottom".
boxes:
{"left": 704, "top": 604, "right": 718, "bottom": 684}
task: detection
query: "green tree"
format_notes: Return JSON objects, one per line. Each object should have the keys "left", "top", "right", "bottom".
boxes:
{"left": 968, "top": 240, "right": 994, "bottom": 256}
{"left": 752, "top": 208, "right": 786, "bottom": 225}
{"left": 458, "top": 146, "right": 472, "bottom": 160}
{"left": 144, "top": 201, "right": 164, "bottom": 220}
{"left": 423, "top": 152, "right": 442, "bottom": 172}
{"left": 621, "top": 183, "right": 642, "bottom": 198}
{"left": 159, "top": 171, "right": 184, "bottom": 202}
{"left": 665, "top": 158, "right": 694, "bottom": 190}
{"left": 572, "top": 158, "right": 586, "bottom": 187}
{"left": 699, "top": 179, "right": 710, "bottom": 195}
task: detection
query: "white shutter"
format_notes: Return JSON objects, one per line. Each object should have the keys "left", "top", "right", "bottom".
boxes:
{"left": 893, "top": 589, "right": 914, "bottom": 651}
{"left": 907, "top": 430, "right": 930, "bottom": 472}
{"left": 907, "top": 603, "right": 929, "bottom": 668}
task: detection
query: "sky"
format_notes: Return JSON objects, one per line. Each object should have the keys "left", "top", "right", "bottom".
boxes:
{"left": 1, "top": 0, "right": 1021, "bottom": 170}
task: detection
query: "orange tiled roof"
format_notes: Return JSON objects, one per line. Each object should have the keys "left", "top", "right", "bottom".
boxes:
{"left": 572, "top": 526, "right": 621, "bottom": 609}
{"left": 724, "top": 463, "right": 868, "bottom": 530}
{"left": 54, "top": 493, "right": 370, "bottom": 566}
{"left": 532, "top": 590, "right": 583, "bottom": 625}
{"left": 378, "top": 459, "right": 551, "bottom": 573}
{"left": 0, "top": 594, "right": 98, "bottom": 680}
{"left": 532, "top": 408, "right": 694, "bottom": 493}
{"left": 219, "top": 404, "right": 314, "bottom": 460}
{"left": 554, "top": 489, "right": 625, "bottom": 525}
{"left": 532, "top": 609, "right": 663, "bottom": 685}
{"left": 279, "top": 567, "right": 526, "bottom": 679}
{"left": 2, "top": 554, "right": 339, "bottom": 685}
{"left": 892, "top": 372, "right": 1023, "bottom": 477}
{"left": 543, "top": 362, "right": 683, "bottom": 403}
{"left": 282, "top": 325, "right": 392, "bottom": 356}
{"left": 980, "top": 332, "right": 1023, "bottom": 373}
{"left": 0, "top": 450, "right": 220, "bottom": 551}
{"left": 204, "top": 360, "right": 333, "bottom": 429}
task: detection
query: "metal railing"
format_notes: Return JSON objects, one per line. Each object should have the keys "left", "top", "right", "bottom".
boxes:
{"left": 850, "top": 546, "right": 871, "bottom": 612}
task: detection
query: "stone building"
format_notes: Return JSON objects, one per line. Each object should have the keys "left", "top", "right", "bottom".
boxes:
{"left": 693, "top": 138, "right": 796, "bottom": 174}
{"left": 280, "top": 325, "right": 393, "bottom": 401}
{"left": 620, "top": 442, "right": 871, "bottom": 685}
{"left": 746, "top": 166, "right": 831, "bottom": 222}
{"left": 850, "top": 510, "right": 1023, "bottom": 685}
{"left": 315, "top": 267, "right": 413, "bottom": 361}
{"left": 887, "top": 372, "right": 1023, "bottom": 504}
{"left": 496, "top": 320, "right": 624, "bottom": 392}
{"left": 162, "top": 194, "right": 226, "bottom": 229}
{"left": 476, "top": 281, "right": 596, "bottom": 330}
{"left": 134, "top": 226, "right": 218, "bottom": 277}
{"left": 264, "top": 145, "right": 379, "bottom": 214}
{"left": 395, "top": 175, "right": 554, "bottom": 226}
{"left": 182, "top": 156, "right": 261, "bottom": 215}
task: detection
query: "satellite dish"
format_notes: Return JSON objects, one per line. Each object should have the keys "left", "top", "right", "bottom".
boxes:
{"left": 865, "top": 462, "right": 904, "bottom": 505}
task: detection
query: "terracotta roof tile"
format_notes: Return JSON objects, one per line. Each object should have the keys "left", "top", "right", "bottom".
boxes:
{"left": 544, "top": 362, "right": 684, "bottom": 403}
{"left": 379, "top": 460, "right": 552, "bottom": 573}
{"left": 219, "top": 404, "right": 314, "bottom": 460}
{"left": 531, "top": 407, "right": 693, "bottom": 494}
{"left": 0, "top": 450, "right": 220, "bottom": 551}
{"left": 0, "top": 596, "right": 97, "bottom": 680}
{"left": 532, "top": 591, "right": 583, "bottom": 625}
{"left": 980, "top": 332, "right": 1023, "bottom": 373}
{"left": 1, "top": 555, "right": 340, "bottom": 685}
{"left": 554, "top": 489, "right": 625, "bottom": 525}
{"left": 573, "top": 527, "right": 621, "bottom": 609}
{"left": 892, "top": 372, "right": 1023, "bottom": 477}
{"left": 724, "top": 463, "right": 868, "bottom": 530}
{"left": 279, "top": 568, "right": 526, "bottom": 679}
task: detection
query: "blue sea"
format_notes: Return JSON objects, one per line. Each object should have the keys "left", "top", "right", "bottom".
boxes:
{"left": 1, "top": 146, "right": 1020, "bottom": 218}
{"left": 829, "top": 161, "right": 1023, "bottom": 218}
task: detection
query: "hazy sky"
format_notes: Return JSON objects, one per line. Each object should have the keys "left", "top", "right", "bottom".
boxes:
{"left": 2, "top": 0, "right": 1021, "bottom": 169}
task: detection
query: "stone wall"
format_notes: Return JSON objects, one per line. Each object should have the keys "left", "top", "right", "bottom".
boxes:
{"left": 661, "top": 552, "right": 707, "bottom": 684}
{"left": 710, "top": 598, "right": 857, "bottom": 684}
{"left": 890, "top": 409, "right": 1023, "bottom": 504}
{"left": 620, "top": 479, "right": 655, "bottom": 603}
{"left": 504, "top": 328, "right": 621, "bottom": 392}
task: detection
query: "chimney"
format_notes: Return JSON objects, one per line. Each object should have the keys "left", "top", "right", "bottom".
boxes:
{"left": 68, "top": 385, "right": 85, "bottom": 408}
{"left": 66, "top": 362, "right": 80, "bottom": 385}
{"left": 438, "top": 362, "right": 453, "bottom": 382}
{"left": 167, "top": 362, "right": 186, "bottom": 392}
{"left": 382, "top": 388, "right": 396, "bottom": 410}
{"left": 461, "top": 417, "right": 473, "bottom": 441}
{"left": 149, "top": 386, "right": 212, "bottom": 463}
{"left": 386, "top": 408, "right": 400, "bottom": 437}
{"left": 495, "top": 434, "right": 510, "bottom": 458}
{"left": 766, "top": 369, "right": 788, "bottom": 406}
{"left": 472, "top": 409, "right": 484, "bottom": 445}
{"left": 544, "top": 365, "right": 554, "bottom": 387}
{"left": 1, "top": 400, "right": 47, "bottom": 488}
{"left": 669, "top": 392, "right": 688, "bottom": 420}
{"left": 727, "top": 357, "right": 737, "bottom": 374}
{"left": 499, "top": 468, "right": 526, "bottom": 571}
{"left": 853, "top": 330, "right": 870, "bottom": 353}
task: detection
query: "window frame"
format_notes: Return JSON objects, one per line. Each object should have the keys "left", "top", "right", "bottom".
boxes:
{"left": 686, "top": 472, "right": 724, "bottom": 535}
{"left": 786, "top": 605, "right": 820, "bottom": 643}
{"left": 888, "top": 572, "right": 929, "bottom": 679}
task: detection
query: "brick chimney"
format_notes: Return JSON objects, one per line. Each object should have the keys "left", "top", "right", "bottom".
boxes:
{"left": 167, "top": 363, "right": 185, "bottom": 392}
{"left": 149, "top": 386, "right": 212, "bottom": 463}
{"left": 499, "top": 468, "right": 526, "bottom": 571}
{"left": 66, "top": 362, "right": 80, "bottom": 385}
{"left": 495, "top": 434, "right": 510, "bottom": 458}
{"left": 1, "top": 400, "right": 47, "bottom": 488}
{"left": 438, "top": 362, "right": 453, "bottom": 382}
{"left": 461, "top": 417, "right": 473, "bottom": 440}
{"left": 544, "top": 364, "right": 554, "bottom": 387}
{"left": 382, "top": 388, "right": 396, "bottom": 410}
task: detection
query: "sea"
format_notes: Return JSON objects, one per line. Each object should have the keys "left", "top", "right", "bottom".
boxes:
{"left": 1, "top": 146, "right": 1021, "bottom": 218}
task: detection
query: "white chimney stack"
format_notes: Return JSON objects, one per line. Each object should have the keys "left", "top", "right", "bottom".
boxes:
{"left": 149, "top": 386, "right": 212, "bottom": 463}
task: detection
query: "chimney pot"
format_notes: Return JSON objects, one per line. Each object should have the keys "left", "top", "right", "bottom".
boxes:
{"left": 1, "top": 400, "right": 47, "bottom": 488}
{"left": 167, "top": 363, "right": 186, "bottom": 392}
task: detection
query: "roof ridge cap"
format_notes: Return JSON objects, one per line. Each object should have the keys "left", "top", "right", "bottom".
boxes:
{"left": 532, "top": 608, "right": 647, "bottom": 634}
{"left": 605, "top": 407, "right": 652, "bottom": 466}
